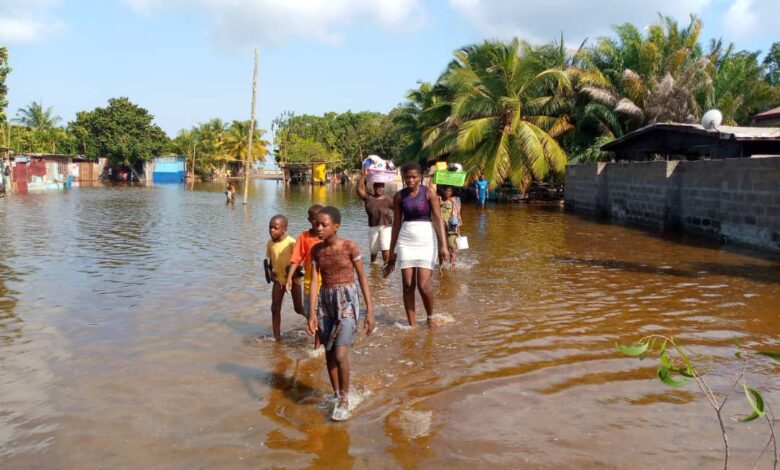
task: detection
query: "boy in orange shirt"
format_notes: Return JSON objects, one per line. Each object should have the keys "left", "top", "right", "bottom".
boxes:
{"left": 286, "top": 204, "right": 323, "bottom": 348}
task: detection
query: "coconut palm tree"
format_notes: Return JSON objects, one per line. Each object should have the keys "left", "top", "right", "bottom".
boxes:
{"left": 393, "top": 81, "right": 456, "bottom": 164}
{"left": 436, "top": 39, "right": 573, "bottom": 190}
{"left": 14, "top": 101, "right": 61, "bottom": 131}
{"left": 222, "top": 120, "right": 269, "bottom": 164}
{"left": 13, "top": 101, "right": 63, "bottom": 152}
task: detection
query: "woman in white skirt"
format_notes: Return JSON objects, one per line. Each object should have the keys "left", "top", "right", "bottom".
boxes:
{"left": 383, "top": 162, "right": 450, "bottom": 326}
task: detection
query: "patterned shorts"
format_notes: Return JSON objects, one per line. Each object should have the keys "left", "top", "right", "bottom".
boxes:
{"left": 317, "top": 283, "right": 360, "bottom": 351}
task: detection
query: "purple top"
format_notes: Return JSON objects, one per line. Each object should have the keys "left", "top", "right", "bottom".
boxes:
{"left": 400, "top": 186, "right": 431, "bottom": 222}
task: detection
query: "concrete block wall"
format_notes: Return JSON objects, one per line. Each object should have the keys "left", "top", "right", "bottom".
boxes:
{"left": 564, "top": 157, "right": 780, "bottom": 253}
{"left": 603, "top": 161, "right": 669, "bottom": 230}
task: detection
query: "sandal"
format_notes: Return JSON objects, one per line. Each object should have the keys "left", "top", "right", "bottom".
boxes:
{"left": 331, "top": 402, "right": 350, "bottom": 421}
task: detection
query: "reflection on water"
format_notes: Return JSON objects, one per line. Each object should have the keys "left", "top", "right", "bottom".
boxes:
{"left": 1, "top": 181, "right": 779, "bottom": 468}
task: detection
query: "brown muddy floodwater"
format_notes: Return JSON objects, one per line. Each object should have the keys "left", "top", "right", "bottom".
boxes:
{"left": 1, "top": 181, "right": 779, "bottom": 469}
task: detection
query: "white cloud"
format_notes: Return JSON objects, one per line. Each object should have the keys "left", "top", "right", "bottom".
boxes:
{"left": 0, "top": 0, "right": 64, "bottom": 44}
{"left": 122, "top": 0, "right": 426, "bottom": 49}
{"left": 449, "top": 0, "right": 713, "bottom": 44}
{"left": 722, "top": 0, "right": 780, "bottom": 42}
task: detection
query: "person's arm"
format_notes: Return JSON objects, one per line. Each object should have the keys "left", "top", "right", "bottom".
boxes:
{"left": 286, "top": 237, "right": 304, "bottom": 292}
{"left": 384, "top": 192, "right": 403, "bottom": 277}
{"left": 306, "top": 254, "right": 319, "bottom": 336}
{"left": 428, "top": 187, "right": 450, "bottom": 264}
{"left": 351, "top": 242, "right": 374, "bottom": 335}
{"left": 356, "top": 171, "right": 368, "bottom": 200}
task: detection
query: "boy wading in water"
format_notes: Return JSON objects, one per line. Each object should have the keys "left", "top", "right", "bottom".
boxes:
{"left": 286, "top": 205, "right": 323, "bottom": 348}
{"left": 266, "top": 215, "right": 303, "bottom": 341}
{"left": 307, "top": 206, "right": 375, "bottom": 421}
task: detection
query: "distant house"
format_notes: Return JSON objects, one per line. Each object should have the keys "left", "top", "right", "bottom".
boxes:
{"left": 601, "top": 123, "right": 780, "bottom": 160}
{"left": 148, "top": 156, "right": 187, "bottom": 183}
{"left": 752, "top": 106, "right": 780, "bottom": 127}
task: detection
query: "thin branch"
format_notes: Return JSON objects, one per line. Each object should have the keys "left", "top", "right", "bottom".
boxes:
{"left": 720, "top": 360, "right": 748, "bottom": 410}
{"left": 715, "top": 407, "right": 730, "bottom": 470}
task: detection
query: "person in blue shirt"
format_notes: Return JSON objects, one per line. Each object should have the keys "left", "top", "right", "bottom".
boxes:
{"left": 475, "top": 174, "right": 489, "bottom": 210}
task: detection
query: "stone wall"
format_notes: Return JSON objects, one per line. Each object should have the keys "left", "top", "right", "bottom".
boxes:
{"left": 564, "top": 157, "right": 780, "bottom": 253}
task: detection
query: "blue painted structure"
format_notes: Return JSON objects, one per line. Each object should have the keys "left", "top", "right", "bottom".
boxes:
{"left": 152, "top": 156, "right": 186, "bottom": 183}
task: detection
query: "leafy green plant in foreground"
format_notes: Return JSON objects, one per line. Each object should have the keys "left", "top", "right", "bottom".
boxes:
{"left": 617, "top": 335, "right": 778, "bottom": 469}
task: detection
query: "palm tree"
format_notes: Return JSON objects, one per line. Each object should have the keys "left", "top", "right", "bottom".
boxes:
{"left": 14, "top": 101, "right": 61, "bottom": 132}
{"left": 14, "top": 101, "right": 63, "bottom": 152}
{"left": 393, "top": 81, "right": 452, "bottom": 163}
{"left": 433, "top": 39, "right": 573, "bottom": 190}
{"left": 222, "top": 120, "right": 269, "bottom": 164}
{"left": 581, "top": 15, "right": 713, "bottom": 127}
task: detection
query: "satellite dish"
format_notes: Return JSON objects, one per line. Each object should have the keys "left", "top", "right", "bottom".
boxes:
{"left": 702, "top": 109, "right": 723, "bottom": 130}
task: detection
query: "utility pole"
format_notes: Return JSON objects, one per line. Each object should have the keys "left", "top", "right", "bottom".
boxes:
{"left": 243, "top": 48, "right": 259, "bottom": 205}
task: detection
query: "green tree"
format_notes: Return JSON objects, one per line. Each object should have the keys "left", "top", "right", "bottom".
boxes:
{"left": 583, "top": 14, "right": 712, "bottom": 127}
{"left": 709, "top": 43, "right": 777, "bottom": 124}
{"left": 14, "top": 101, "right": 62, "bottom": 131}
{"left": 222, "top": 120, "right": 269, "bottom": 164}
{"left": 0, "top": 46, "right": 9, "bottom": 130}
{"left": 12, "top": 101, "right": 63, "bottom": 152}
{"left": 763, "top": 42, "right": 780, "bottom": 86}
{"left": 398, "top": 40, "right": 572, "bottom": 190}
{"left": 69, "top": 97, "right": 168, "bottom": 165}
{"left": 284, "top": 135, "right": 340, "bottom": 163}
{"left": 272, "top": 111, "right": 400, "bottom": 169}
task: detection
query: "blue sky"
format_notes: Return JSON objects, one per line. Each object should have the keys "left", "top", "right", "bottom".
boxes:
{"left": 2, "top": 0, "right": 779, "bottom": 143}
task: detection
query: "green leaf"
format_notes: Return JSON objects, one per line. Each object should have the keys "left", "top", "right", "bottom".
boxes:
{"left": 673, "top": 344, "right": 695, "bottom": 377}
{"left": 660, "top": 350, "right": 673, "bottom": 369}
{"left": 657, "top": 366, "right": 689, "bottom": 388}
{"left": 758, "top": 351, "right": 780, "bottom": 363}
{"left": 679, "top": 368, "right": 694, "bottom": 378}
{"left": 616, "top": 341, "right": 650, "bottom": 356}
{"left": 734, "top": 351, "right": 742, "bottom": 359}
{"left": 741, "top": 385, "right": 766, "bottom": 422}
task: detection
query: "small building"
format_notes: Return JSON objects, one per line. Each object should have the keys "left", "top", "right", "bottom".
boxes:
{"left": 148, "top": 156, "right": 187, "bottom": 183}
{"left": 601, "top": 123, "right": 780, "bottom": 160}
{"left": 752, "top": 106, "right": 780, "bottom": 127}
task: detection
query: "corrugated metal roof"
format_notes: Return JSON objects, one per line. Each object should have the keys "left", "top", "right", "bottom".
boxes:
{"left": 602, "top": 123, "right": 780, "bottom": 151}
{"left": 717, "top": 125, "right": 780, "bottom": 139}
{"left": 753, "top": 106, "right": 780, "bottom": 119}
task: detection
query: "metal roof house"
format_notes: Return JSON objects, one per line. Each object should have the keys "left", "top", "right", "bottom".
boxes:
{"left": 752, "top": 106, "right": 780, "bottom": 127}
{"left": 601, "top": 123, "right": 780, "bottom": 161}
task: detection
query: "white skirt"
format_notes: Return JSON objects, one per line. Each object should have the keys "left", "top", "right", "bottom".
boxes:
{"left": 396, "top": 221, "right": 437, "bottom": 270}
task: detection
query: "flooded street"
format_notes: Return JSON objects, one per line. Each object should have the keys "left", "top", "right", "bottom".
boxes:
{"left": 1, "top": 181, "right": 779, "bottom": 469}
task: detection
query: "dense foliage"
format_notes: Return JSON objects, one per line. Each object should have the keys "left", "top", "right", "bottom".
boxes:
{"left": 167, "top": 118, "right": 269, "bottom": 176}
{"left": 67, "top": 97, "right": 168, "bottom": 165}
{"left": 393, "top": 15, "right": 780, "bottom": 189}
{"left": 271, "top": 110, "right": 402, "bottom": 170}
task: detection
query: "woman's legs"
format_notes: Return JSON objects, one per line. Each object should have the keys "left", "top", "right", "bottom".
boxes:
{"left": 401, "top": 267, "right": 417, "bottom": 325}
{"left": 416, "top": 268, "right": 434, "bottom": 323}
